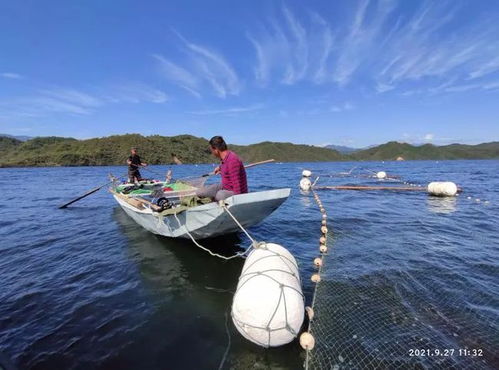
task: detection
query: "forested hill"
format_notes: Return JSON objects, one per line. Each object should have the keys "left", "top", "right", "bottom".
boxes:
{"left": 0, "top": 134, "right": 342, "bottom": 167}
{"left": 349, "top": 141, "right": 499, "bottom": 160}
{"left": 1, "top": 135, "right": 498, "bottom": 167}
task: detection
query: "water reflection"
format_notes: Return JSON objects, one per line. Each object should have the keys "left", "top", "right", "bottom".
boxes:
{"left": 111, "top": 207, "right": 302, "bottom": 369}
{"left": 426, "top": 197, "right": 457, "bottom": 214}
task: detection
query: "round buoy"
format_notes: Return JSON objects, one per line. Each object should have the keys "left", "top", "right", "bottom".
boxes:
{"left": 311, "top": 274, "right": 321, "bottom": 283}
{"left": 319, "top": 245, "right": 328, "bottom": 253}
{"left": 321, "top": 226, "right": 328, "bottom": 234}
{"left": 302, "top": 169, "right": 312, "bottom": 177}
{"left": 321, "top": 220, "right": 327, "bottom": 226}
{"left": 376, "top": 171, "right": 387, "bottom": 179}
{"left": 319, "top": 236, "right": 326, "bottom": 244}
{"left": 427, "top": 182, "right": 458, "bottom": 197}
{"left": 322, "top": 214, "right": 327, "bottom": 220}
{"left": 231, "top": 243, "right": 304, "bottom": 347}
{"left": 299, "top": 332, "right": 315, "bottom": 350}
{"left": 313, "top": 257, "right": 322, "bottom": 267}
{"left": 300, "top": 177, "right": 312, "bottom": 191}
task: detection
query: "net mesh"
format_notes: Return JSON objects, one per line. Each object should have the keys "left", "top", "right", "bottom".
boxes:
{"left": 304, "top": 185, "right": 498, "bottom": 370}
{"left": 305, "top": 234, "right": 498, "bottom": 370}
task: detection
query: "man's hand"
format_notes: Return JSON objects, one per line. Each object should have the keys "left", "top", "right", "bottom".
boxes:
{"left": 141, "top": 163, "right": 148, "bottom": 167}
{"left": 214, "top": 166, "right": 221, "bottom": 175}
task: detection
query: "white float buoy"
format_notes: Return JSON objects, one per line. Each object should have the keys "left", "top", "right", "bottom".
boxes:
{"left": 427, "top": 182, "right": 458, "bottom": 197}
{"left": 376, "top": 171, "right": 387, "bottom": 179}
{"left": 302, "top": 170, "right": 312, "bottom": 177}
{"left": 311, "top": 274, "right": 321, "bottom": 283}
{"left": 231, "top": 243, "right": 304, "bottom": 347}
{"left": 299, "top": 332, "right": 315, "bottom": 350}
{"left": 300, "top": 177, "right": 312, "bottom": 191}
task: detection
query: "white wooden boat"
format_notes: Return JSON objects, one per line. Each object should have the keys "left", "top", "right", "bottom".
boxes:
{"left": 112, "top": 188, "right": 291, "bottom": 239}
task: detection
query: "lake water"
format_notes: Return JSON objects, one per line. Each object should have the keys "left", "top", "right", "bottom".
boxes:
{"left": 0, "top": 161, "right": 498, "bottom": 369}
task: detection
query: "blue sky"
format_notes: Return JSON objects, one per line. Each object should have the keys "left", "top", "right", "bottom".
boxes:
{"left": 1, "top": 0, "right": 499, "bottom": 147}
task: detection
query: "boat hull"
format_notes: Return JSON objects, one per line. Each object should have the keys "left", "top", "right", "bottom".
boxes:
{"left": 113, "top": 188, "right": 291, "bottom": 239}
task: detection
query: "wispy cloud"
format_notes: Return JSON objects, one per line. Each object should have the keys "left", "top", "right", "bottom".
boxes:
{"left": 1, "top": 72, "right": 24, "bottom": 79}
{"left": 245, "top": 1, "right": 499, "bottom": 95}
{"left": 152, "top": 54, "right": 201, "bottom": 98}
{"left": 0, "top": 83, "right": 168, "bottom": 120}
{"left": 247, "top": 7, "right": 314, "bottom": 86}
{"left": 103, "top": 83, "right": 168, "bottom": 104}
{"left": 154, "top": 32, "right": 240, "bottom": 98}
{"left": 331, "top": 102, "right": 355, "bottom": 112}
{"left": 189, "top": 103, "right": 263, "bottom": 115}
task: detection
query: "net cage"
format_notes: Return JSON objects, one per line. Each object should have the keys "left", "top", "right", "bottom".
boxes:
{"left": 304, "top": 228, "right": 498, "bottom": 370}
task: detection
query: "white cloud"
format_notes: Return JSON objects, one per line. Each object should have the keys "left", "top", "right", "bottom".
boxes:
{"left": 331, "top": 102, "right": 355, "bottom": 112}
{"left": 0, "top": 83, "right": 168, "bottom": 120}
{"left": 104, "top": 83, "right": 168, "bottom": 104}
{"left": 1, "top": 72, "right": 24, "bottom": 79}
{"left": 424, "top": 133, "right": 434, "bottom": 141}
{"left": 189, "top": 104, "right": 263, "bottom": 115}
{"left": 154, "top": 32, "right": 241, "bottom": 99}
{"left": 247, "top": 7, "right": 333, "bottom": 86}
{"left": 152, "top": 54, "right": 201, "bottom": 97}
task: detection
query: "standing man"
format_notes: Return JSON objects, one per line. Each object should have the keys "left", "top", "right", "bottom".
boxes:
{"left": 127, "top": 147, "right": 147, "bottom": 183}
{"left": 196, "top": 136, "right": 248, "bottom": 201}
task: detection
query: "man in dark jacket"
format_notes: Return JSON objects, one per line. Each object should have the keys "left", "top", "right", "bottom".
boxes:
{"left": 127, "top": 147, "right": 147, "bottom": 183}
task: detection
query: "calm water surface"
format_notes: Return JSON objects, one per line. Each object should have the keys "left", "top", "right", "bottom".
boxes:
{"left": 0, "top": 161, "right": 498, "bottom": 369}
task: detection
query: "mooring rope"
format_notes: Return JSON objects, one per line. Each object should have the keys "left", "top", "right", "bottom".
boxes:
{"left": 169, "top": 199, "right": 265, "bottom": 260}
{"left": 220, "top": 202, "right": 258, "bottom": 246}
{"left": 218, "top": 309, "right": 232, "bottom": 370}
{"left": 172, "top": 212, "right": 247, "bottom": 260}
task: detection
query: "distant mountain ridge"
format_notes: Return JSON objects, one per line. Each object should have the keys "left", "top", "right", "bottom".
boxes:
{"left": 0, "top": 135, "right": 497, "bottom": 167}
{"left": 0, "top": 134, "right": 33, "bottom": 141}
{"left": 323, "top": 144, "right": 360, "bottom": 153}
{"left": 350, "top": 141, "right": 499, "bottom": 160}
{"left": 0, "top": 134, "right": 342, "bottom": 167}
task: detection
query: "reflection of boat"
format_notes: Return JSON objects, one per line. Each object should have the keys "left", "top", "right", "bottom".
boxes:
{"left": 112, "top": 188, "right": 291, "bottom": 239}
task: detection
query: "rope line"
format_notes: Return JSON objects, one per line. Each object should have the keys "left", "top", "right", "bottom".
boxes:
{"left": 218, "top": 309, "right": 232, "bottom": 370}
{"left": 172, "top": 212, "right": 247, "bottom": 260}
{"left": 221, "top": 203, "right": 257, "bottom": 245}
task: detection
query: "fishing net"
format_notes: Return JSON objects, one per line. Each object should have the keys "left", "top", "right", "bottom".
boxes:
{"left": 304, "top": 229, "right": 499, "bottom": 369}
{"left": 177, "top": 176, "right": 209, "bottom": 189}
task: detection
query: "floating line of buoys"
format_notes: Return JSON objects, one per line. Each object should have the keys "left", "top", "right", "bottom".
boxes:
{"left": 299, "top": 170, "right": 329, "bottom": 351}
{"left": 314, "top": 181, "right": 461, "bottom": 197}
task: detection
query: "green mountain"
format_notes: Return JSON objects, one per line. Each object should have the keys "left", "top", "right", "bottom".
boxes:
{"left": 1, "top": 135, "right": 498, "bottom": 167}
{"left": 350, "top": 141, "right": 499, "bottom": 160}
{"left": 0, "top": 134, "right": 342, "bottom": 167}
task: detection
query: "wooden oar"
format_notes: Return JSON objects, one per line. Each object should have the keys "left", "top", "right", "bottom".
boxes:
{"left": 58, "top": 181, "right": 114, "bottom": 209}
{"left": 201, "top": 159, "right": 275, "bottom": 177}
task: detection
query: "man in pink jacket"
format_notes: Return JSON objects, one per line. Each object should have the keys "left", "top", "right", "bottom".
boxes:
{"left": 196, "top": 136, "right": 248, "bottom": 201}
